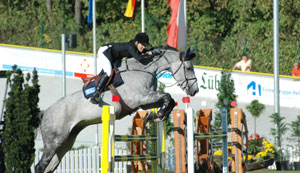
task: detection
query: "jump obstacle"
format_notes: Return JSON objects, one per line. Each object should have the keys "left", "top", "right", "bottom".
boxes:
{"left": 173, "top": 97, "right": 248, "bottom": 173}
{"left": 101, "top": 104, "right": 166, "bottom": 173}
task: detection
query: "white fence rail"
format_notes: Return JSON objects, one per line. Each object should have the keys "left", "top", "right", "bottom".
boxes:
{"left": 32, "top": 145, "right": 300, "bottom": 172}
{"left": 31, "top": 147, "right": 176, "bottom": 172}
{"left": 31, "top": 147, "right": 131, "bottom": 173}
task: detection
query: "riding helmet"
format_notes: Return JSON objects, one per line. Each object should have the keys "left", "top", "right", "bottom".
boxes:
{"left": 134, "top": 32, "right": 149, "bottom": 46}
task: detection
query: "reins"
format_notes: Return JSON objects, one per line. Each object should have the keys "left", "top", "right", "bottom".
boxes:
{"left": 118, "top": 49, "right": 197, "bottom": 90}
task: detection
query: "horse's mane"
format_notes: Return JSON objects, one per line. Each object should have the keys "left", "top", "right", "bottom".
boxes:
{"left": 116, "top": 45, "right": 179, "bottom": 69}
{"left": 159, "top": 45, "right": 177, "bottom": 51}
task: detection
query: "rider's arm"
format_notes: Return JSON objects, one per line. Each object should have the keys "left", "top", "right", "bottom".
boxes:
{"left": 128, "top": 46, "right": 150, "bottom": 62}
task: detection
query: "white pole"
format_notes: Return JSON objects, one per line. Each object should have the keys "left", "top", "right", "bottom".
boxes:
{"left": 61, "top": 34, "right": 66, "bottom": 97}
{"left": 186, "top": 107, "right": 194, "bottom": 173}
{"left": 273, "top": 0, "right": 279, "bottom": 114}
{"left": 92, "top": 0, "right": 99, "bottom": 146}
{"left": 273, "top": 0, "right": 280, "bottom": 148}
{"left": 141, "top": 0, "right": 145, "bottom": 32}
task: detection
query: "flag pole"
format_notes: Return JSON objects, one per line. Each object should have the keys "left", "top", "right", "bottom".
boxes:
{"left": 141, "top": 0, "right": 145, "bottom": 32}
{"left": 273, "top": 0, "right": 280, "bottom": 149}
{"left": 184, "top": 0, "right": 187, "bottom": 49}
{"left": 93, "top": 0, "right": 97, "bottom": 76}
{"left": 92, "top": 0, "right": 99, "bottom": 146}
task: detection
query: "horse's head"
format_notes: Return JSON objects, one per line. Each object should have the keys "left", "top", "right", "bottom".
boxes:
{"left": 162, "top": 48, "right": 199, "bottom": 96}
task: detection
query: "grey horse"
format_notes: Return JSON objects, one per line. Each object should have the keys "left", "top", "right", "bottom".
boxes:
{"left": 35, "top": 48, "right": 199, "bottom": 172}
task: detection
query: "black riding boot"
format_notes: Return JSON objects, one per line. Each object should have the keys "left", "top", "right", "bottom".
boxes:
{"left": 90, "top": 73, "right": 109, "bottom": 104}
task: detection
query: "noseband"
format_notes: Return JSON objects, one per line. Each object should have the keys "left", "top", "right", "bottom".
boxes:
{"left": 159, "top": 51, "right": 198, "bottom": 92}
{"left": 173, "top": 58, "right": 198, "bottom": 92}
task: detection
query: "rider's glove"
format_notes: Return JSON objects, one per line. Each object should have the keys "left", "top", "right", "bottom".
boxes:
{"left": 152, "top": 48, "right": 161, "bottom": 55}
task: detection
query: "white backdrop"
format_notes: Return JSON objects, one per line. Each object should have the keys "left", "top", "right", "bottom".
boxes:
{"left": 1, "top": 44, "right": 300, "bottom": 108}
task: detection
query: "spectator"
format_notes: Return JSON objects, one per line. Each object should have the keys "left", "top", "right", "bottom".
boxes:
{"left": 232, "top": 54, "right": 252, "bottom": 72}
{"left": 292, "top": 62, "right": 300, "bottom": 77}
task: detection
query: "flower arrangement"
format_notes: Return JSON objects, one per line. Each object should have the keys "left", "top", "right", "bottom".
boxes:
{"left": 247, "top": 134, "right": 277, "bottom": 162}
{"left": 244, "top": 134, "right": 277, "bottom": 171}
{"left": 213, "top": 146, "right": 233, "bottom": 165}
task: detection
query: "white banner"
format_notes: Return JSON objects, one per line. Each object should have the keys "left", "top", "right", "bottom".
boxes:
{"left": 1, "top": 44, "right": 300, "bottom": 108}
{"left": 0, "top": 45, "right": 95, "bottom": 78}
{"left": 158, "top": 67, "right": 300, "bottom": 108}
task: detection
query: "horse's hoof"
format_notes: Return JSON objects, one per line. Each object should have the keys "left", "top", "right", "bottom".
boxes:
{"left": 157, "top": 111, "right": 170, "bottom": 121}
{"left": 144, "top": 112, "right": 159, "bottom": 121}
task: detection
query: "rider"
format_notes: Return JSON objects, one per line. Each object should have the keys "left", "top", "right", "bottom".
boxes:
{"left": 91, "top": 32, "right": 161, "bottom": 103}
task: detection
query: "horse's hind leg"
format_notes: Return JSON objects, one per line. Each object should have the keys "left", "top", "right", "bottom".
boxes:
{"left": 35, "top": 145, "right": 57, "bottom": 173}
{"left": 36, "top": 127, "right": 81, "bottom": 173}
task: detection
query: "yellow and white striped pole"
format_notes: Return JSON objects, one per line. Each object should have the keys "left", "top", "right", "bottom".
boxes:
{"left": 162, "top": 120, "right": 166, "bottom": 172}
{"left": 101, "top": 105, "right": 110, "bottom": 173}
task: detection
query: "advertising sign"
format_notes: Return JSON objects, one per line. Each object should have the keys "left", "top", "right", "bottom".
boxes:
{"left": 1, "top": 44, "right": 300, "bottom": 108}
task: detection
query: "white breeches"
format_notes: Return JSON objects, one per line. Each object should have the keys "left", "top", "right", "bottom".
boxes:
{"left": 97, "top": 46, "right": 112, "bottom": 76}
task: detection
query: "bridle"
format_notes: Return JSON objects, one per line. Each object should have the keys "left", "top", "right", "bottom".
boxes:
{"left": 157, "top": 51, "right": 198, "bottom": 92}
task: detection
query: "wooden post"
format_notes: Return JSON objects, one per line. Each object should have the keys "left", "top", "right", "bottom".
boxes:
{"left": 230, "top": 108, "right": 244, "bottom": 173}
{"left": 173, "top": 109, "right": 187, "bottom": 173}
{"left": 131, "top": 111, "right": 148, "bottom": 171}
{"left": 196, "top": 109, "right": 212, "bottom": 171}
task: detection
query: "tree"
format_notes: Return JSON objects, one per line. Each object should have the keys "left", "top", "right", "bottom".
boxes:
{"left": 213, "top": 70, "right": 237, "bottom": 128}
{"left": 75, "top": 0, "right": 82, "bottom": 25}
{"left": 289, "top": 115, "right": 300, "bottom": 154}
{"left": 246, "top": 99, "right": 265, "bottom": 135}
{"left": 2, "top": 66, "right": 40, "bottom": 172}
{"left": 269, "top": 113, "right": 288, "bottom": 160}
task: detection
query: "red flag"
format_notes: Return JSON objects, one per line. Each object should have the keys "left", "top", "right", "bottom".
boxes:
{"left": 166, "top": 0, "right": 187, "bottom": 49}
{"left": 124, "top": 0, "right": 136, "bottom": 18}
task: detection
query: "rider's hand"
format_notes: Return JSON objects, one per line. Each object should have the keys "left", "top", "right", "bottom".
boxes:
{"left": 147, "top": 51, "right": 153, "bottom": 56}
{"left": 152, "top": 48, "right": 161, "bottom": 55}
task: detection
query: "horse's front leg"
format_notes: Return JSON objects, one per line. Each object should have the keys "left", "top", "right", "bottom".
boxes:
{"left": 139, "top": 91, "right": 175, "bottom": 120}
{"left": 156, "top": 93, "right": 176, "bottom": 120}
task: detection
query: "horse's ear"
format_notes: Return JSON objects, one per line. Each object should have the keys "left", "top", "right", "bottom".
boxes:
{"left": 187, "top": 51, "right": 195, "bottom": 60}
{"left": 181, "top": 48, "right": 195, "bottom": 61}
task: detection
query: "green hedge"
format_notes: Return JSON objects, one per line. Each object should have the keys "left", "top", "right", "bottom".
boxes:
{"left": 0, "top": 0, "right": 299, "bottom": 75}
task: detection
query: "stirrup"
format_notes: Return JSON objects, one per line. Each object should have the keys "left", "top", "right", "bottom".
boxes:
{"left": 90, "top": 93, "right": 100, "bottom": 104}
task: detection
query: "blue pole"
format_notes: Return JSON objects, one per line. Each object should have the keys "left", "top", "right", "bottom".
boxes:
{"left": 222, "top": 107, "right": 228, "bottom": 173}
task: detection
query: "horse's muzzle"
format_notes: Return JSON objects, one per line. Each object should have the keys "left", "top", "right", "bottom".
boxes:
{"left": 189, "top": 87, "right": 199, "bottom": 96}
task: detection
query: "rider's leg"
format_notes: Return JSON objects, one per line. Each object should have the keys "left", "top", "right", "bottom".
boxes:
{"left": 96, "top": 48, "right": 111, "bottom": 91}
{"left": 97, "top": 46, "right": 112, "bottom": 77}
{"left": 90, "top": 46, "right": 112, "bottom": 103}
{"left": 96, "top": 73, "right": 109, "bottom": 91}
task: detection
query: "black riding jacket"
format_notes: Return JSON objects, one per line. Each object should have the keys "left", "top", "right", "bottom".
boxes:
{"left": 103, "top": 40, "right": 149, "bottom": 63}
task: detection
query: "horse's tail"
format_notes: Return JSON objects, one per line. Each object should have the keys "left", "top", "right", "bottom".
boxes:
{"left": 34, "top": 110, "right": 44, "bottom": 139}
{"left": 38, "top": 110, "right": 44, "bottom": 122}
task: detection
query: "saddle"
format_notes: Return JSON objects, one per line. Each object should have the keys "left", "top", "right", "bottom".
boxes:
{"left": 81, "top": 67, "right": 124, "bottom": 99}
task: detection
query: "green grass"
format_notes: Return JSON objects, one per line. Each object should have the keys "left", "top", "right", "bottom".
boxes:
{"left": 248, "top": 170, "right": 300, "bottom": 173}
